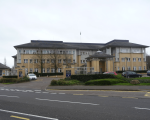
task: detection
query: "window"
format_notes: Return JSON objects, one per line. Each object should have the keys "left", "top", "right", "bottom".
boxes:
{"left": 118, "top": 67, "right": 119, "bottom": 71}
{"left": 127, "top": 58, "right": 130, "bottom": 62}
{"left": 60, "top": 51, "right": 62, "bottom": 54}
{"left": 73, "top": 59, "right": 75, "bottom": 63}
{"left": 43, "top": 50, "right": 46, "bottom": 54}
{"left": 29, "top": 50, "right": 33, "bottom": 54}
{"left": 139, "top": 66, "right": 142, "bottom": 70}
{"left": 43, "top": 68, "right": 45, "bottom": 73}
{"left": 24, "top": 59, "right": 28, "bottom": 63}
{"left": 58, "top": 68, "right": 62, "bottom": 72}
{"left": 33, "top": 50, "right": 36, "bottom": 54}
{"left": 47, "top": 59, "right": 50, "bottom": 63}
{"left": 51, "top": 59, "right": 54, "bottom": 63}
{"left": 83, "top": 60, "right": 85, "bottom": 63}
{"left": 30, "top": 59, "right": 32, "bottom": 63}
{"left": 80, "top": 52, "right": 82, "bottom": 55}
{"left": 34, "top": 59, "right": 38, "bottom": 63}
{"left": 18, "top": 59, "right": 21, "bottom": 63}
{"left": 58, "top": 59, "right": 61, "bottom": 63}
{"left": 128, "top": 67, "right": 131, "bottom": 70}
{"left": 19, "top": 50, "right": 21, "bottom": 53}
{"left": 133, "top": 66, "right": 136, "bottom": 71}
{"left": 144, "top": 66, "right": 146, "bottom": 70}
{"left": 133, "top": 58, "right": 136, "bottom": 62}
{"left": 69, "top": 51, "right": 71, "bottom": 54}
{"left": 83, "top": 52, "right": 85, "bottom": 55}
{"left": 73, "top": 51, "right": 75, "bottom": 54}
{"left": 117, "top": 58, "right": 119, "bottom": 61}
{"left": 63, "top": 59, "right": 66, "bottom": 64}
{"left": 138, "top": 58, "right": 141, "bottom": 62}
{"left": 30, "top": 68, "right": 33, "bottom": 72}
{"left": 42, "top": 59, "right": 45, "bottom": 63}
{"left": 34, "top": 68, "right": 38, "bottom": 72}
{"left": 122, "top": 67, "right": 125, "bottom": 71}
{"left": 47, "top": 68, "right": 50, "bottom": 73}
{"left": 81, "top": 60, "right": 82, "bottom": 63}
{"left": 25, "top": 50, "right": 29, "bottom": 54}
{"left": 25, "top": 68, "right": 28, "bottom": 75}
{"left": 51, "top": 68, "right": 55, "bottom": 73}
{"left": 122, "top": 58, "right": 125, "bottom": 62}
{"left": 143, "top": 58, "right": 145, "bottom": 61}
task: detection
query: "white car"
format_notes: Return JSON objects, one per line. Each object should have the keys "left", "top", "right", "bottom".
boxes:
{"left": 27, "top": 74, "right": 37, "bottom": 80}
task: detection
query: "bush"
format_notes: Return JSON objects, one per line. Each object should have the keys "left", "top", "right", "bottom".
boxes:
{"left": 71, "top": 74, "right": 116, "bottom": 82}
{"left": 85, "top": 79, "right": 127, "bottom": 85}
{"left": 3, "top": 76, "right": 18, "bottom": 78}
{"left": 51, "top": 80, "right": 58, "bottom": 85}
{"left": 0, "top": 77, "right": 30, "bottom": 83}
{"left": 34, "top": 72, "right": 63, "bottom": 77}
{"left": 130, "top": 80, "right": 140, "bottom": 85}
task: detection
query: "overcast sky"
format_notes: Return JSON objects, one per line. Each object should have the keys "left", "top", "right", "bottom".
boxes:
{"left": 0, "top": 0, "right": 150, "bottom": 67}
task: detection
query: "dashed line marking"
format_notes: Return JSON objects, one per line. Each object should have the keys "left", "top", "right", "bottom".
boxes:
{"left": 134, "top": 107, "right": 150, "bottom": 110}
{"left": 0, "top": 95, "right": 19, "bottom": 98}
{"left": 50, "top": 93, "right": 57, "bottom": 94}
{"left": 36, "top": 98, "right": 99, "bottom": 105}
{"left": 58, "top": 93, "right": 65, "bottom": 94}
{"left": 10, "top": 115, "right": 30, "bottom": 120}
{"left": 73, "top": 94, "right": 84, "bottom": 95}
{"left": 122, "top": 97, "right": 138, "bottom": 99}
{"left": 35, "top": 92, "right": 41, "bottom": 93}
{"left": 42, "top": 92, "right": 49, "bottom": 93}
{"left": 99, "top": 96, "right": 108, "bottom": 97}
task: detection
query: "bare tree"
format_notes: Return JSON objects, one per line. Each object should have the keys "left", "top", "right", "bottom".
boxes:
{"left": 63, "top": 50, "right": 73, "bottom": 68}
{"left": 32, "top": 49, "right": 46, "bottom": 73}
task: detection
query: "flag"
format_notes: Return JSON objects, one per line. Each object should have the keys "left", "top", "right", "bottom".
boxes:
{"left": 80, "top": 32, "right": 81, "bottom": 35}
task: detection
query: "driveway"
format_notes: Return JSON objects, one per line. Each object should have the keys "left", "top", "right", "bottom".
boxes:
{"left": 0, "top": 77, "right": 60, "bottom": 90}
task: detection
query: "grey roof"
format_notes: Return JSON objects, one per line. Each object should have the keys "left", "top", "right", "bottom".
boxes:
{"left": 86, "top": 51, "right": 114, "bottom": 59}
{"left": 100, "top": 39, "right": 149, "bottom": 50}
{"left": 0, "top": 63, "right": 10, "bottom": 69}
{"left": 14, "top": 40, "right": 105, "bottom": 50}
{"left": 14, "top": 39, "right": 149, "bottom": 50}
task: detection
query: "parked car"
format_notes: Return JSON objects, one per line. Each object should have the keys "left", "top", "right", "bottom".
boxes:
{"left": 122, "top": 72, "right": 126, "bottom": 77}
{"left": 103, "top": 72, "right": 117, "bottom": 75}
{"left": 27, "top": 74, "right": 37, "bottom": 80}
{"left": 123, "top": 71, "right": 142, "bottom": 78}
{"left": 147, "top": 70, "right": 150, "bottom": 76}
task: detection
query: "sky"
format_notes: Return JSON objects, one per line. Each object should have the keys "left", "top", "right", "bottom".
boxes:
{"left": 0, "top": 0, "right": 150, "bottom": 68}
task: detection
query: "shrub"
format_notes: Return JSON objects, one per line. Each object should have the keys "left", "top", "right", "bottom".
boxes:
{"left": 71, "top": 74, "right": 116, "bottom": 82}
{"left": 85, "top": 79, "right": 126, "bottom": 85}
{"left": 3, "top": 76, "right": 18, "bottom": 78}
{"left": 130, "top": 80, "right": 140, "bottom": 85}
{"left": 0, "top": 77, "right": 30, "bottom": 83}
{"left": 34, "top": 73, "right": 63, "bottom": 77}
{"left": 51, "top": 80, "right": 58, "bottom": 86}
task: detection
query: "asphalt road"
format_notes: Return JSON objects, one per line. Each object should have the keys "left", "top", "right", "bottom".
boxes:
{"left": 0, "top": 77, "right": 150, "bottom": 120}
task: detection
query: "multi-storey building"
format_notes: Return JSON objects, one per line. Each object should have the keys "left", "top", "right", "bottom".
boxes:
{"left": 12, "top": 39, "right": 148, "bottom": 76}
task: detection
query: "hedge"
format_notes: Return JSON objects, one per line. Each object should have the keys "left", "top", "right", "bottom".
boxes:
{"left": 33, "top": 72, "right": 63, "bottom": 76}
{"left": 3, "top": 76, "right": 18, "bottom": 78}
{"left": 116, "top": 70, "right": 147, "bottom": 73}
{"left": 71, "top": 74, "right": 117, "bottom": 82}
{"left": 0, "top": 77, "right": 30, "bottom": 83}
{"left": 85, "top": 79, "right": 127, "bottom": 85}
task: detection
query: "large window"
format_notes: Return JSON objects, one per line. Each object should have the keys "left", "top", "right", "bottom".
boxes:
{"left": 139, "top": 66, "right": 142, "bottom": 70}
{"left": 122, "top": 58, "right": 125, "bottom": 62}
{"left": 29, "top": 50, "right": 33, "bottom": 54}
{"left": 43, "top": 68, "right": 45, "bottom": 73}
{"left": 127, "top": 58, "right": 130, "bottom": 62}
{"left": 58, "top": 68, "right": 62, "bottom": 72}
{"left": 58, "top": 59, "right": 61, "bottom": 63}
{"left": 51, "top": 68, "right": 55, "bottom": 73}
{"left": 25, "top": 50, "right": 29, "bottom": 54}
{"left": 30, "top": 68, "right": 33, "bottom": 72}
{"left": 128, "top": 67, "right": 131, "bottom": 70}
{"left": 47, "top": 68, "right": 50, "bottom": 73}
{"left": 133, "top": 58, "right": 136, "bottom": 62}
{"left": 138, "top": 58, "right": 141, "bottom": 62}
{"left": 133, "top": 66, "right": 136, "bottom": 71}
{"left": 24, "top": 59, "right": 28, "bottom": 63}
{"left": 122, "top": 67, "right": 125, "bottom": 71}
{"left": 42, "top": 59, "right": 45, "bottom": 63}
{"left": 34, "top": 68, "right": 38, "bottom": 72}
{"left": 34, "top": 59, "right": 38, "bottom": 63}
{"left": 47, "top": 59, "right": 50, "bottom": 63}
{"left": 30, "top": 59, "right": 32, "bottom": 63}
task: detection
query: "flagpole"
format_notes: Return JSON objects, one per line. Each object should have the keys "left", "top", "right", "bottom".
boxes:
{"left": 80, "top": 32, "right": 81, "bottom": 43}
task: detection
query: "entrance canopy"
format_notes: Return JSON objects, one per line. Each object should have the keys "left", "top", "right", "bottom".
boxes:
{"left": 86, "top": 51, "right": 114, "bottom": 60}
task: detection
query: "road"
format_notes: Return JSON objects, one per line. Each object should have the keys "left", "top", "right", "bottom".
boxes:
{"left": 0, "top": 77, "right": 150, "bottom": 120}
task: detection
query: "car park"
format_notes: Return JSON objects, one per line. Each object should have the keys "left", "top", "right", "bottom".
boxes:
{"left": 123, "top": 71, "right": 142, "bottom": 78}
{"left": 27, "top": 74, "right": 37, "bottom": 80}
{"left": 103, "top": 72, "right": 117, "bottom": 75}
{"left": 147, "top": 70, "right": 150, "bottom": 76}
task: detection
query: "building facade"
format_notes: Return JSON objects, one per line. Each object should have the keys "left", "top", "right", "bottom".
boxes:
{"left": 12, "top": 39, "right": 148, "bottom": 76}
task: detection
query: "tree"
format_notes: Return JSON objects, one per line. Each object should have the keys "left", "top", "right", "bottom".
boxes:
{"left": 32, "top": 49, "right": 46, "bottom": 73}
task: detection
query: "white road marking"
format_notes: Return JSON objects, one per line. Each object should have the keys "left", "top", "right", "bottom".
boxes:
{"left": 134, "top": 107, "right": 150, "bottom": 110}
{"left": 35, "top": 98, "right": 99, "bottom": 105}
{"left": 34, "top": 90, "right": 41, "bottom": 91}
{"left": 0, "top": 89, "right": 4, "bottom": 90}
{"left": 0, "top": 95, "right": 19, "bottom": 98}
{"left": 50, "top": 93, "right": 57, "bottom": 94}
{"left": 42, "top": 92, "right": 49, "bottom": 93}
{"left": 0, "top": 109, "right": 58, "bottom": 120}
{"left": 58, "top": 93, "right": 66, "bottom": 94}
